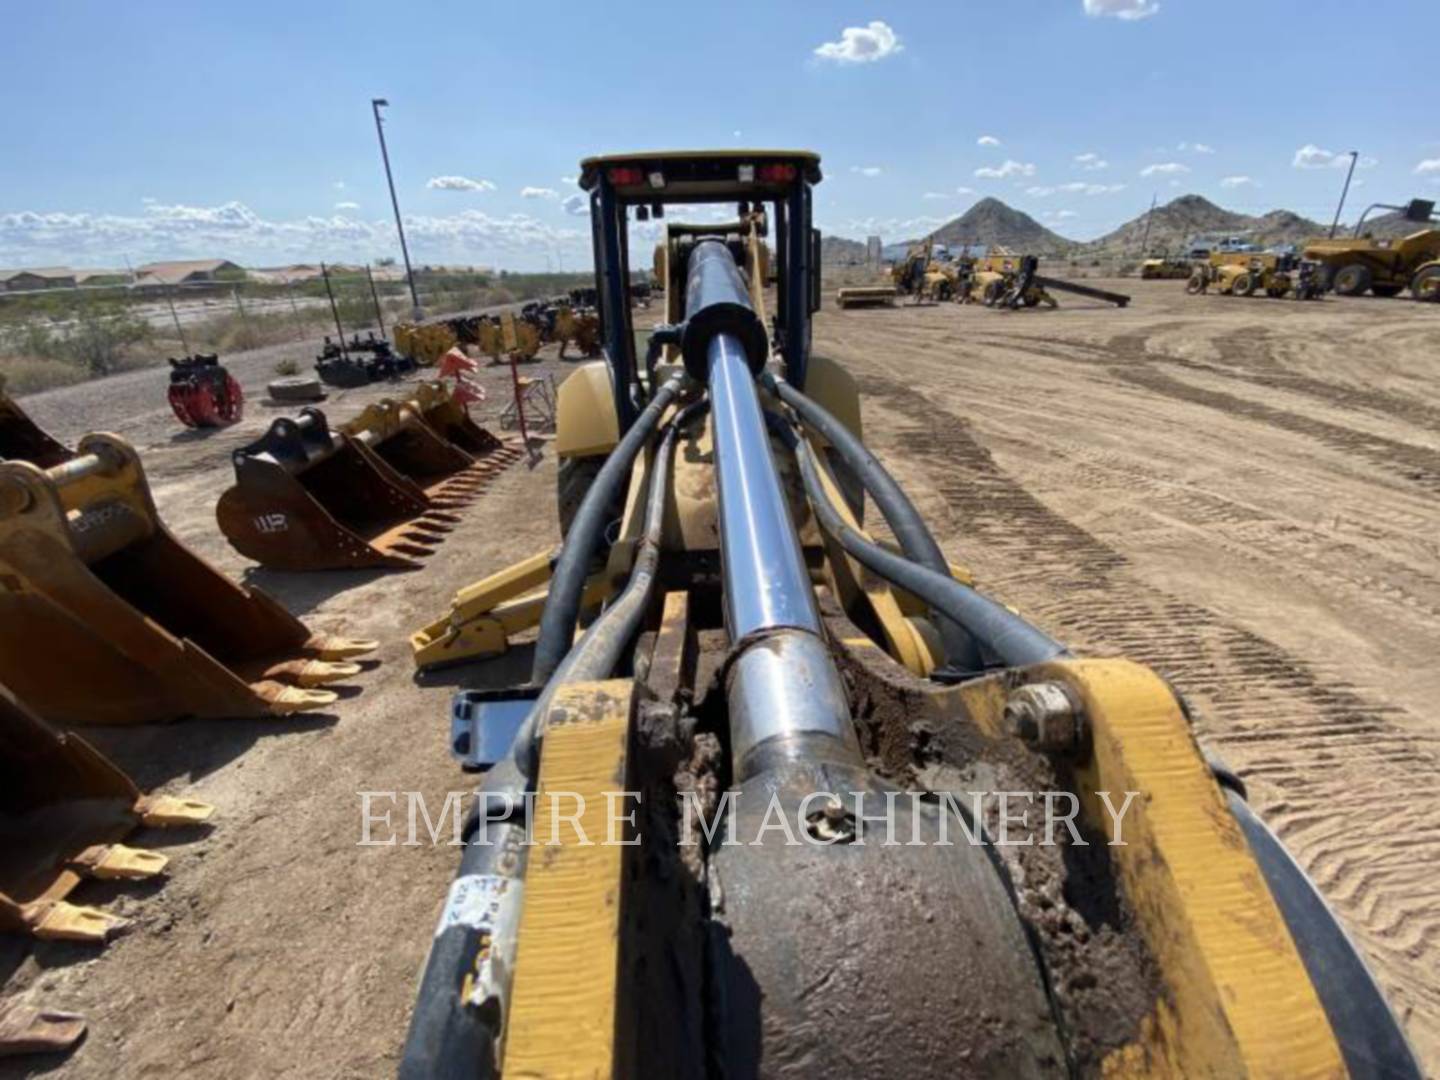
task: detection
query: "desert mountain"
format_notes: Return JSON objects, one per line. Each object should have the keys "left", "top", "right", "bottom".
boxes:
{"left": 820, "top": 233, "right": 868, "bottom": 265}
{"left": 926, "top": 198, "right": 1073, "bottom": 255}
{"left": 1085, "top": 195, "right": 1326, "bottom": 254}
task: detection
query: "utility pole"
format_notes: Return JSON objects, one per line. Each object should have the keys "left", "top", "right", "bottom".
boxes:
{"left": 371, "top": 98, "right": 423, "bottom": 319}
{"left": 1329, "top": 151, "right": 1360, "bottom": 239}
{"left": 1138, "top": 192, "right": 1158, "bottom": 256}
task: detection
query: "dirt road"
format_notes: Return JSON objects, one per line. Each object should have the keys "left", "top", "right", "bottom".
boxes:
{"left": 3, "top": 281, "right": 1437, "bottom": 1075}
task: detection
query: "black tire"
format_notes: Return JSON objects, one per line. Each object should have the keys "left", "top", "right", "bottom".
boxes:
{"left": 1370, "top": 284, "right": 1403, "bottom": 298}
{"left": 1231, "top": 272, "right": 1255, "bottom": 297}
{"left": 267, "top": 375, "right": 325, "bottom": 402}
{"left": 557, "top": 454, "right": 616, "bottom": 540}
{"left": 1185, "top": 271, "right": 1206, "bottom": 294}
{"left": 1412, "top": 266, "right": 1440, "bottom": 302}
{"left": 1332, "top": 263, "right": 1372, "bottom": 296}
{"left": 981, "top": 280, "right": 1005, "bottom": 306}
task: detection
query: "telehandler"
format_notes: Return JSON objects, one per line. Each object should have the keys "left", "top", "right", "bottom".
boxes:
{"left": 400, "top": 150, "right": 1416, "bottom": 1079}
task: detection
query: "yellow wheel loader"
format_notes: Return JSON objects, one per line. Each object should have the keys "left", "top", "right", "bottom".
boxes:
{"left": 216, "top": 382, "right": 521, "bottom": 571}
{"left": 0, "top": 688, "right": 213, "bottom": 944}
{"left": 0, "top": 428, "right": 374, "bottom": 727}
{"left": 1304, "top": 198, "right": 1440, "bottom": 300}
{"left": 400, "top": 151, "right": 1418, "bottom": 1079}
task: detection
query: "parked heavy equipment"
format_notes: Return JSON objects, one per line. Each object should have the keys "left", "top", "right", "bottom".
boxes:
{"left": 399, "top": 150, "right": 1417, "bottom": 1079}
{"left": 217, "top": 381, "right": 520, "bottom": 570}
{"left": 0, "top": 432, "right": 374, "bottom": 728}
{"left": 315, "top": 332, "right": 410, "bottom": 388}
{"left": 0, "top": 388, "right": 72, "bottom": 467}
{"left": 166, "top": 354, "right": 243, "bottom": 428}
{"left": 1187, "top": 252, "right": 1325, "bottom": 300}
{"left": 395, "top": 321, "right": 460, "bottom": 367}
{"left": 1304, "top": 198, "right": 1440, "bottom": 300}
{"left": 0, "top": 688, "right": 213, "bottom": 944}
{"left": 833, "top": 281, "right": 897, "bottom": 308}
{"left": 1138, "top": 255, "right": 1192, "bottom": 279}
{"left": 963, "top": 254, "right": 1131, "bottom": 309}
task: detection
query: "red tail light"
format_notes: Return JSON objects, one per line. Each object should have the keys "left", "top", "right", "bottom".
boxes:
{"left": 606, "top": 166, "right": 644, "bottom": 186}
{"left": 757, "top": 163, "right": 797, "bottom": 183}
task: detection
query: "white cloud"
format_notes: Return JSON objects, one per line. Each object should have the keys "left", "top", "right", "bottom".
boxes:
{"left": 334, "top": 201, "right": 360, "bottom": 210}
{"left": 1141, "top": 162, "right": 1189, "bottom": 177}
{"left": 1044, "top": 210, "right": 1079, "bottom": 220}
{"left": 1219, "top": 176, "right": 1255, "bottom": 188}
{"left": 560, "top": 176, "right": 577, "bottom": 185}
{"left": 955, "top": 186, "right": 976, "bottom": 195}
{"left": 0, "top": 199, "right": 583, "bottom": 268}
{"left": 977, "top": 135, "right": 1001, "bottom": 147}
{"left": 1026, "top": 186, "right": 1056, "bottom": 197}
{"left": 1414, "top": 159, "right": 1440, "bottom": 175}
{"left": 521, "top": 186, "right": 558, "bottom": 199}
{"left": 1083, "top": 0, "right": 1159, "bottom": 19}
{"left": 1178, "top": 141, "right": 1215, "bottom": 154}
{"left": 1293, "top": 145, "right": 1377, "bottom": 170}
{"left": 733, "top": 129, "right": 742, "bottom": 139}
{"left": 333, "top": 181, "right": 346, "bottom": 191}
{"left": 814, "top": 20, "right": 902, "bottom": 64}
{"left": 561, "top": 193, "right": 589, "bottom": 216}
{"left": 974, "top": 159, "right": 1035, "bottom": 179}
{"left": 1074, "top": 152, "right": 1108, "bottom": 170}
{"left": 850, "top": 165, "right": 883, "bottom": 177}
{"left": 820, "top": 214, "right": 947, "bottom": 240}
{"left": 426, "top": 175, "right": 496, "bottom": 192}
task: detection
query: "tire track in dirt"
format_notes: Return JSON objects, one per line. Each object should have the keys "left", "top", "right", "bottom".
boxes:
{"left": 852, "top": 369, "right": 1440, "bottom": 1042}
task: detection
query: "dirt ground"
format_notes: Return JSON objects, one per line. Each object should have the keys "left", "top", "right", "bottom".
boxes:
{"left": 3, "top": 280, "right": 1438, "bottom": 1076}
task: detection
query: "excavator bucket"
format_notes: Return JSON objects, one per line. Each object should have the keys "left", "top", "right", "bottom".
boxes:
{"left": 339, "top": 382, "right": 523, "bottom": 508}
{"left": 0, "top": 390, "right": 72, "bottom": 467}
{"left": 0, "top": 690, "right": 214, "bottom": 944}
{"left": 216, "top": 384, "right": 519, "bottom": 572}
{"left": 0, "top": 432, "right": 375, "bottom": 727}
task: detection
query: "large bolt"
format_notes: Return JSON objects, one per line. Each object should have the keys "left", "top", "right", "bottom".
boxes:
{"left": 1005, "top": 682, "right": 1083, "bottom": 754}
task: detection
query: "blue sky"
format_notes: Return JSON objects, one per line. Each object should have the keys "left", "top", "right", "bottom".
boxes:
{"left": 2, "top": 0, "right": 1436, "bottom": 270}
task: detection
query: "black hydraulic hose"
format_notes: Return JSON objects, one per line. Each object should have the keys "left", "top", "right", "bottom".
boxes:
{"left": 531, "top": 374, "right": 684, "bottom": 684}
{"left": 793, "top": 435, "right": 1067, "bottom": 668}
{"left": 763, "top": 373, "right": 983, "bottom": 676}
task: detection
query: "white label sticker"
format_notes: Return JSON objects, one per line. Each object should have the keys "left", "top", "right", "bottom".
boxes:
{"left": 435, "top": 873, "right": 510, "bottom": 937}
{"left": 254, "top": 512, "right": 289, "bottom": 534}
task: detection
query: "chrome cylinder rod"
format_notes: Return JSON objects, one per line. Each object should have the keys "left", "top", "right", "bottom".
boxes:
{"left": 706, "top": 329, "right": 859, "bottom": 777}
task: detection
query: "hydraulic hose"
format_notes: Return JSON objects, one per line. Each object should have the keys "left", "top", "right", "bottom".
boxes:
{"left": 530, "top": 373, "right": 684, "bottom": 685}
{"left": 763, "top": 374, "right": 983, "bottom": 676}
{"left": 793, "top": 433, "right": 1067, "bottom": 668}
{"left": 401, "top": 406, "right": 694, "bottom": 1078}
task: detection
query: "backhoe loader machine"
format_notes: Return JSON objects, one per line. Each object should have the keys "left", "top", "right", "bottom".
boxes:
{"left": 0, "top": 688, "right": 213, "bottom": 944}
{"left": 217, "top": 381, "right": 521, "bottom": 571}
{"left": 0, "top": 388, "right": 72, "bottom": 468}
{"left": 964, "top": 254, "right": 1130, "bottom": 309}
{"left": 400, "top": 151, "right": 1418, "bottom": 1079}
{"left": 0, "top": 432, "right": 374, "bottom": 727}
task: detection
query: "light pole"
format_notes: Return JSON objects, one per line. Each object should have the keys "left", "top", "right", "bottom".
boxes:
{"left": 371, "top": 98, "right": 423, "bottom": 319}
{"left": 1329, "top": 151, "right": 1360, "bottom": 239}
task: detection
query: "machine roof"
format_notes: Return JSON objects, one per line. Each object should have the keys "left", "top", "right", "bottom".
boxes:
{"left": 578, "top": 150, "right": 822, "bottom": 196}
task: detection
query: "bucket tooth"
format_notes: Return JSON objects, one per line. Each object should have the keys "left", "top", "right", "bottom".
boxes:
{"left": 134, "top": 794, "right": 215, "bottom": 827}
{"left": 30, "top": 901, "right": 126, "bottom": 943}
{"left": 0, "top": 1002, "right": 87, "bottom": 1056}
{"left": 389, "top": 542, "right": 437, "bottom": 559}
{"left": 263, "top": 658, "right": 363, "bottom": 688}
{"left": 72, "top": 843, "right": 169, "bottom": 882}
{"left": 304, "top": 635, "right": 379, "bottom": 661}
{"left": 252, "top": 683, "right": 340, "bottom": 714}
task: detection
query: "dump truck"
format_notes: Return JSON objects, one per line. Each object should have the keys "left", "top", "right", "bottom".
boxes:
{"left": 0, "top": 427, "right": 374, "bottom": 727}
{"left": 1304, "top": 198, "right": 1440, "bottom": 300}
{"left": 399, "top": 150, "right": 1418, "bottom": 1079}
{"left": 1187, "top": 251, "right": 1324, "bottom": 299}
{"left": 0, "top": 687, "right": 213, "bottom": 944}
{"left": 217, "top": 381, "right": 520, "bottom": 571}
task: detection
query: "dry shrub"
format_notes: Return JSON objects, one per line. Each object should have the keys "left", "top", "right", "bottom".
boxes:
{"left": 0, "top": 356, "right": 90, "bottom": 395}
